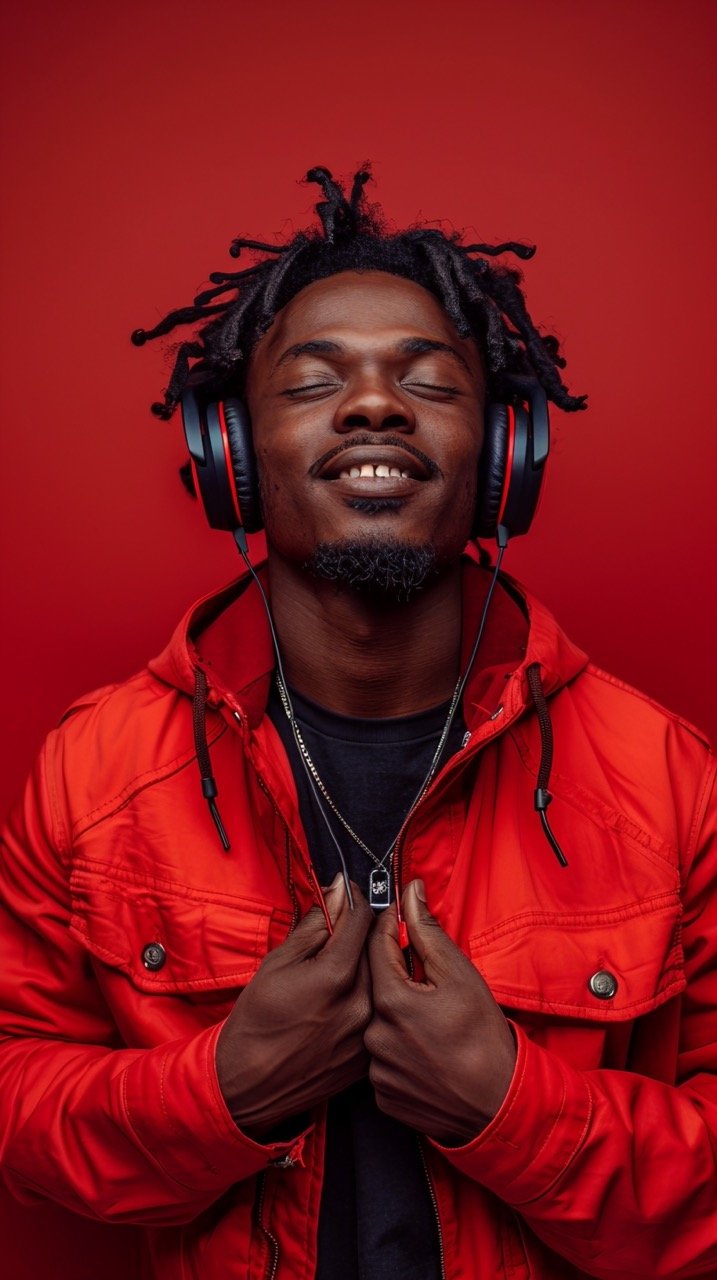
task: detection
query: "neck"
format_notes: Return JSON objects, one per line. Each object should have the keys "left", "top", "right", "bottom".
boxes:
{"left": 267, "top": 555, "right": 463, "bottom": 718}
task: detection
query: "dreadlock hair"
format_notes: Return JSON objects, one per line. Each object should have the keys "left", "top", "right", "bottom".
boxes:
{"left": 131, "top": 164, "right": 587, "bottom": 422}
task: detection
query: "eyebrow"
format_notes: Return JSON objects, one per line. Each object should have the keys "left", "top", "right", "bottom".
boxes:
{"left": 273, "top": 336, "right": 471, "bottom": 373}
{"left": 398, "top": 337, "right": 471, "bottom": 372}
{"left": 274, "top": 340, "right": 343, "bottom": 370}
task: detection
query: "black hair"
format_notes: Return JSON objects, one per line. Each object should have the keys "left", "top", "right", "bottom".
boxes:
{"left": 131, "top": 165, "right": 587, "bottom": 420}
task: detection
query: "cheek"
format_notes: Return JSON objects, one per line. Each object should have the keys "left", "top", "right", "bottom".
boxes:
{"left": 451, "top": 450, "right": 480, "bottom": 507}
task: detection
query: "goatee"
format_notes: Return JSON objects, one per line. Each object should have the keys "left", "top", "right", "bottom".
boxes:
{"left": 305, "top": 538, "right": 439, "bottom": 602}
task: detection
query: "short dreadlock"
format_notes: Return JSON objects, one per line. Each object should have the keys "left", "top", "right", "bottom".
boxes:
{"left": 131, "top": 165, "right": 587, "bottom": 420}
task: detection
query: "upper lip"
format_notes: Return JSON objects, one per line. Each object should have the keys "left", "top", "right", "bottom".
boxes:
{"left": 310, "top": 437, "right": 439, "bottom": 481}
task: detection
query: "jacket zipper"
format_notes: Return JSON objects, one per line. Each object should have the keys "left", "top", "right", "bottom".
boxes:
{"left": 418, "top": 1138, "right": 446, "bottom": 1280}
{"left": 255, "top": 771, "right": 301, "bottom": 930}
{"left": 254, "top": 1172, "right": 280, "bottom": 1280}
{"left": 391, "top": 699, "right": 522, "bottom": 916}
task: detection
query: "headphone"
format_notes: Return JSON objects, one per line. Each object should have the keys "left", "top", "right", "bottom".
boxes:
{"left": 180, "top": 378, "right": 550, "bottom": 543}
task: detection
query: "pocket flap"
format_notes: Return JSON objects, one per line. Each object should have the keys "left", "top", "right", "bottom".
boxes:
{"left": 468, "top": 891, "right": 685, "bottom": 1020}
{"left": 70, "top": 866, "right": 290, "bottom": 993}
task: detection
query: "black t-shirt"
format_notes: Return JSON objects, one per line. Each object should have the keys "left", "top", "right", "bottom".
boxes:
{"left": 267, "top": 679, "right": 467, "bottom": 1280}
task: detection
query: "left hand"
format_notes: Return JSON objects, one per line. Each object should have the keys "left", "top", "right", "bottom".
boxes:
{"left": 364, "top": 879, "right": 517, "bottom": 1144}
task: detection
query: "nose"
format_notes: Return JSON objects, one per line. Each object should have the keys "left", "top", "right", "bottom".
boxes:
{"left": 333, "top": 373, "right": 416, "bottom": 434}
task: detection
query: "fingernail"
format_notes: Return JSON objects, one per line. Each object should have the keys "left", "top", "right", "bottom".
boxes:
{"left": 413, "top": 879, "right": 426, "bottom": 903}
{"left": 322, "top": 873, "right": 344, "bottom": 897}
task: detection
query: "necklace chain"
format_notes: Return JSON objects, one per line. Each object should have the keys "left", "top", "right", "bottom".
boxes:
{"left": 274, "top": 671, "right": 463, "bottom": 871}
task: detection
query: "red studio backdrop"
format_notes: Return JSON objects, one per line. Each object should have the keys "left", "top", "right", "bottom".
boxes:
{"left": 0, "top": 0, "right": 715, "bottom": 1274}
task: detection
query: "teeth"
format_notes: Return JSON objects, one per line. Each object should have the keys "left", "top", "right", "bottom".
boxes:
{"left": 335, "top": 462, "right": 414, "bottom": 480}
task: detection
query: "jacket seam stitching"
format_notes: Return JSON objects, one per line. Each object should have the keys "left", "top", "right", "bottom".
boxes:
{"left": 508, "top": 722, "right": 688, "bottom": 867}
{"left": 44, "top": 739, "right": 70, "bottom": 862}
{"left": 684, "top": 756, "right": 717, "bottom": 879}
{"left": 486, "top": 972, "right": 685, "bottom": 1016}
{"left": 583, "top": 664, "right": 711, "bottom": 744}
{"left": 71, "top": 724, "right": 228, "bottom": 839}
{"left": 512, "top": 1075, "right": 594, "bottom": 1207}
{"left": 69, "top": 921, "right": 265, "bottom": 987}
{"left": 69, "top": 858, "right": 281, "bottom": 909}
{"left": 120, "top": 1061, "right": 213, "bottom": 1195}
{"left": 468, "top": 890, "right": 681, "bottom": 944}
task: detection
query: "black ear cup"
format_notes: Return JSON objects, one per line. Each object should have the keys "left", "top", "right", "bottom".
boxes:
{"left": 474, "top": 403, "right": 510, "bottom": 539}
{"left": 180, "top": 388, "right": 262, "bottom": 534}
{"left": 222, "top": 399, "right": 262, "bottom": 533}
{"left": 475, "top": 382, "right": 550, "bottom": 541}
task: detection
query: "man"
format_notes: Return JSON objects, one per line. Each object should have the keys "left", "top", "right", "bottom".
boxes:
{"left": 1, "top": 166, "right": 716, "bottom": 1279}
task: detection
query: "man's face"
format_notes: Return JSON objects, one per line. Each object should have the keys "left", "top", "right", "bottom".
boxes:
{"left": 245, "top": 270, "right": 486, "bottom": 579}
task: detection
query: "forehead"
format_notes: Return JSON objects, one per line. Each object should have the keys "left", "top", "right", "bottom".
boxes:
{"left": 250, "top": 269, "right": 482, "bottom": 376}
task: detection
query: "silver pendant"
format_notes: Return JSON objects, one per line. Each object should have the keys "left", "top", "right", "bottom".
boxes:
{"left": 369, "top": 867, "right": 393, "bottom": 910}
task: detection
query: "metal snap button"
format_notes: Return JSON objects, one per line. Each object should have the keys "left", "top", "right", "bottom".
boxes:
{"left": 142, "top": 942, "right": 167, "bottom": 971}
{"left": 589, "top": 970, "right": 618, "bottom": 999}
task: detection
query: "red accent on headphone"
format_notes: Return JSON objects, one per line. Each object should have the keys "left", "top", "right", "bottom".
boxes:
{"left": 496, "top": 405, "right": 516, "bottom": 528}
{"left": 189, "top": 455, "right": 202, "bottom": 511}
{"left": 218, "top": 401, "right": 243, "bottom": 526}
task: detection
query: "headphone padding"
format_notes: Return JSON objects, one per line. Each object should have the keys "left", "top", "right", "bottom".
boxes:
{"left": 475, "top": 402, "right": 509, "bottom": 538}
{"left": 222, "top": 399, "right": 262, "bottom": 533}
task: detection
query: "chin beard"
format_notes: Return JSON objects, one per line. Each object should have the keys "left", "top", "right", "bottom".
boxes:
{"left": 304, "top": 538, "right": 439, "bottom": 602}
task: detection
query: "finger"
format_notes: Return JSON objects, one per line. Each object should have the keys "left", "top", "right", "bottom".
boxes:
{"left": 323, "top": 880, "right": 373, "bottom": 959}
{"left": 367, "top": 906, "right": 413, "bottom": 987}
{"left": 402, "top": 880, "right": 465, "bottom": 984}
{"left": 277, "top": 875, "right": 345, "bottom": 961}
{"left": 324, "top": 873, "right": 348, "bottom": 927}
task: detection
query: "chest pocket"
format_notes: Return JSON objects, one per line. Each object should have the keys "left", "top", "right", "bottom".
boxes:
{"left": 69, "top": 864, "right": 293, "bottom": 995}
{"left": 468, "top": 889, "right": 685, "bottom": 1023}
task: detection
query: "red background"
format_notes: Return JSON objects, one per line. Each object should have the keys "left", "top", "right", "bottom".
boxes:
{"left": 1, "top": 1, "right": 716, "bottom": 1274}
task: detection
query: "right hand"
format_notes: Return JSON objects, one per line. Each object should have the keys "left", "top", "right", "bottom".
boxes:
{"left": 216, "top": 876, "right": 373, "bottom": 1137}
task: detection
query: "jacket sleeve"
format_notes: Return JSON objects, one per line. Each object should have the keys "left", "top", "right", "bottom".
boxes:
{"left": 0, "top": 734, "right": 308, "bottom": 1226}
{"left": 432, "top": 752, "right": 717, "bottom": 1280}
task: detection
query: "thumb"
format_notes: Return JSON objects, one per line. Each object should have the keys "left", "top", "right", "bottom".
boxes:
{"left": 402, "top": 880, "right": 455, "bottom": 983}
{"left": 282, "top": 875, "right": 346, "bottom": 960}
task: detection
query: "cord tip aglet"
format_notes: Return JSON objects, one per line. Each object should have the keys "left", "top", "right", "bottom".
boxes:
{"left": 535, "top": 794, "right": 568, "bottom": 868}
{"left": 208, "top": 798, "right": 231, "bottom": 852}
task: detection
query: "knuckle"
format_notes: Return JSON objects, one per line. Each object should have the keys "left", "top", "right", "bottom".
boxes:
{"left": 363, "top": 1021, "right": 380, "bottom": 1056}
{"left": 368, "top": 1057, "right": 385, "bottom": 1089}
{"left": 328, "top": 958, "right": 357, "bottom": 996}
{"left": 372, "top": 984, "right": 399, "bottom": 1019}
{"left": 348, "top": 992, "right": 372, "bottom": 1033}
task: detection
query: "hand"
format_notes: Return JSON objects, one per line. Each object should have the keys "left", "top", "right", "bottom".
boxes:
{"left": 364, "top": 879, "right": 516, "bottom": 1144}
{"left": 216, "top": 876, "right": 373, "bottom": 1138}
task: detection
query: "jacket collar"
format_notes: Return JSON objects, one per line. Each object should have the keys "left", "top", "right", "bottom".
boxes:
{"left": 148, "top": 548, "right": 589, "bottom": 729}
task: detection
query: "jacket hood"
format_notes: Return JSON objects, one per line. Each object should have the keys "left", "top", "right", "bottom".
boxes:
{"left": 148, "top": 548, "right": 589, "bottom": 729}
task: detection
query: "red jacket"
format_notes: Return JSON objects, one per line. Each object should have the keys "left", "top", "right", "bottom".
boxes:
{"left": 1, "top": 555, "right": 716, "bottom": 1280}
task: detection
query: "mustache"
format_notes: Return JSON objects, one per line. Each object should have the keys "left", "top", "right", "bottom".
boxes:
{"left": 309, "top": 434, "right": 441, "bottom": 479}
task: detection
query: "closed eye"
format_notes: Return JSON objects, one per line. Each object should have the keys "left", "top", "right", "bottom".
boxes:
{"left": 402, "top": 381, "right": 462, "bottom": 395}
{"left": 281, "top": 382, "right": 339, "bottom": 397}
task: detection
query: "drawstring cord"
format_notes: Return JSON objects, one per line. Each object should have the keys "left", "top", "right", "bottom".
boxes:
{"left": 526, "top": 662, "right": 568, "bottom": 867}
{"left": 192, "top": 667, "right": 231, "bottom": 852}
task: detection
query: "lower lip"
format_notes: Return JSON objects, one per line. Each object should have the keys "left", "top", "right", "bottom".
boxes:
{"left": 323, "top": 476, "right": 424, "bottom": 497}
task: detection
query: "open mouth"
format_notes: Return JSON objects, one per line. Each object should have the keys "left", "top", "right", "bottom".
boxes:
{"left": 311, "top": 441, "right": 438, "bottom": 483}
{"left": 339, "top": 462, "right": 412, "bottom": 480}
